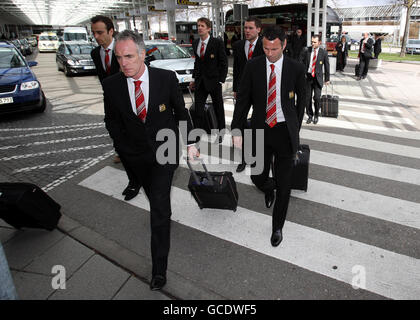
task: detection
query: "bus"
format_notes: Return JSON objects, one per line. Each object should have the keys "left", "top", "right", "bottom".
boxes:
{"left": 225, "top": 3, "right": 342, "bottom": 52}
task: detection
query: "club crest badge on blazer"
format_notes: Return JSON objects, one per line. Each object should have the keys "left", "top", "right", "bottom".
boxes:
{"left": 210, "top": 54, "right": 215, "bottom": 59}
{"left": 320, "top": 61, "right": 323, "bottom": 65}
{"left": 159, "top": 104, "right": 166, "bottom": 112}
{"left": 289, "top": 91, "right": 295, "bottom": 99}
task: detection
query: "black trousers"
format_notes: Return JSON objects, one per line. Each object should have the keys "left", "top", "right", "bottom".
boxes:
{"left": 125, "top": 155, "right": 175, "bottom": 277}
{"left": 336, "top": 52, "right": 346, "bottom": 71}
{"left": 305, "top": 75, "right": 322, "bottom": 117}
{"left": 194, "top": 82, "right": 226, "bottom": 131}
{"left": 250, "top": 122, "right": 294, "bottom": 232}
{"left": 359, "top": 55, "right": 370, "bottom": 77}
{"left": 118, "top": 153, "right": 140, "bottom": 187}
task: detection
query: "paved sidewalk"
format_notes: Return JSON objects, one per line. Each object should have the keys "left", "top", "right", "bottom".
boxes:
{"left": 1, "top": 57, "right": 419, "bottom": 300}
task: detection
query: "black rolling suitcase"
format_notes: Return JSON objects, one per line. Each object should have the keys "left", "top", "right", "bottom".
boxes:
{"left": 0, "top": 182, "right": 61, "bottom": 230}
{"left": 321, "top": 83, "right": 339, "bottom": 118}
{"left": 188, "top": 88, "right": 218, "bottom": 134}
{"left": 187, "top": 159, "right": 238, "bottom": 212}
{"left": 355, "top": 64, "right": 360, "bottom": 76}
{"left": 291, "top": 145, "right": 310, "bottom": 192}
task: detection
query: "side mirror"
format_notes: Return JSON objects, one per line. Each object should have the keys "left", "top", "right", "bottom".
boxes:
{"left": 27, "top": 61, "right": 38, "bottom": 67}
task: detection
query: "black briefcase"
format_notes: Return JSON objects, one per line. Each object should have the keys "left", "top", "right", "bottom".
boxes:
{"left": 188, "top": 88, "right": 218, "bottom": 134}
{"left": 291, "top": 145, "right": 310, "bottom": 192}
{"left": 0, "top": 182, "right": 61, "bottom": 230}
{"left": 321, "top": 84, "right": 339, "bottom": 118}
{"left": 187, "top": 160, "right": 238, "bottom": 212}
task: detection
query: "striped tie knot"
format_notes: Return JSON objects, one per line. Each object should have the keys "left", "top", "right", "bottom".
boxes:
{"left": 134, "top": 80, "right": 146, "bottom": 122}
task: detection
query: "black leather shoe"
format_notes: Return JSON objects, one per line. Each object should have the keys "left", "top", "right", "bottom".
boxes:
{"left": 265, "top": 190, "right": 275, "bottom": 208}
{"left": 123, "top": 185, "right": 140, "bottom": 201}
{"left": 270, "top": 229, "right": 283, "bottom": 247}
{"left": 236, "top": 163, "right": 246, "bottom": 173}
{"left": 306, "top": 116, "right": 313, "bottom": 124}
{"left": 218, "top": 135, "right": 224, "bottom": 144}
{"left": 150, "top": 275, "right": 166, "bottom": 291}
{"left": 122, "top": 183, "right": 138, "bottom": 195}
{"left": 313, "top": 116, "right": 319, "bottom": 124}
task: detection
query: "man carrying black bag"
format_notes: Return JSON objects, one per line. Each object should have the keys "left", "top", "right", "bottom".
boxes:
{"left": 357, "top": 32, "right": 374, "bottom": 80}
{"left": 231, "top": 26, "right": 306, "bottom": 247}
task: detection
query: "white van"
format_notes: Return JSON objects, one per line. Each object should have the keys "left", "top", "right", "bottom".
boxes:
{"left": 38, "top": 32, "right": 59, "bottom": 52}
{"left": 63, "top": 27, "right": 88, "bottom": 42}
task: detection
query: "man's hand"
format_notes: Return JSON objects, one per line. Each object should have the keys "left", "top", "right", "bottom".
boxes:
{"left": 232, "top": 136, "right": 242, "bottom": 149}
{"left": 187, "top": 145, "right": 200, "bottom": 161}
{"left": 189, "top": 81, "right": 195, "bottom": 90}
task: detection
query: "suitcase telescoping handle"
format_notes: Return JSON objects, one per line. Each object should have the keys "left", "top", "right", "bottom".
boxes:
{"left": 185, "top": 157, "right": 214, "bottom": 186}
{"left": 187, "top": 86, "right": 194, "bottom": 104}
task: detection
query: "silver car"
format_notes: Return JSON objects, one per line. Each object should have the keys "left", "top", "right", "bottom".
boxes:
{"left": 144, "top": 40, "right": 194, "bottom": 88}
{"left": 406, "top": 39, "right": 420, "bottom": 54}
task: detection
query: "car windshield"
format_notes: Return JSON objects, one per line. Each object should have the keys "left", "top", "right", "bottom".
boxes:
{"left": 0, "top": 47, "right": 26, "bottom": 68}
{"left": 146, "top": 44, "right": 191, "bottom": 59}
{"left": 66, "top": 44, "right": 94, "bottom": 54}
{"left": 64, "top": 33, "right": 88, "bottom": 41}
{"left": 40, "top": 35, "right": 58, "bottom": 41}
{"left": 408, "top": 40, "right": 420, "bottom": 45}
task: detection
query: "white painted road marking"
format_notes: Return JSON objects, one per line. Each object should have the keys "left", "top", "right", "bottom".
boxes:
{"left": 79, "top": 166, "right": 420, "bottom": 300}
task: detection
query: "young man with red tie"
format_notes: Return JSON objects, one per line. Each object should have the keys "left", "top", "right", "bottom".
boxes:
{"left": 300, "top": 34, "right": 330, "bottom": 125}
{"left": 90, "top": 15, "right": 140, "bottom": 201}
{"left": 189, "top": 17, "right": 228, "bottom": 143}
{"left": 103, "top": 30, "right": 199, "bottom": 290}
{"left": 231, "top": 26, "right": 306, "bottom": 247}
{"left": 232, "top": 17, "right": 264, "bottom": 172}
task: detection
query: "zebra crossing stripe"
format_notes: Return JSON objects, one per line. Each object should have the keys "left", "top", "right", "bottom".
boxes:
{"left": 339, "top": 110, "right": 414, "bottom": 125}
{"left": 0, "top": 122, "right": 104, "bottom": 132}
{"left": 79, "top": 166, "right": 420, "bottom": 300}
{"left": 13, "top": 158, "right": 95, "bottom": 173}
{"left": 179, "top": 153, "right": 420, "bottom": 230}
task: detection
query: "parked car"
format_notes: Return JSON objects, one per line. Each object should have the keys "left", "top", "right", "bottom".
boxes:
{"left": 0, "top": 41, "right": 46, "bottom": 114}
{"left": 145, "top": 40, "right": 194, "bottom": 88}
{"left": 19, "top": 38, "right": 32, "bottom": 55}
{"left": 10, "top": 39, "right": 25, "bottom": 55}
{"left": 56, "top": 41, "right": 96, "bottom": 76}
{"left": 27, "top": 36, "right": 38, "bottom": 47}
{"left": 406, "top": 39, "right": 420, "bottom": 54}
{"left": 38, "top": 32, "right": 59, "bottom": 52}
{"left": 179, "top": 43, "right": 195, "bottom": 58}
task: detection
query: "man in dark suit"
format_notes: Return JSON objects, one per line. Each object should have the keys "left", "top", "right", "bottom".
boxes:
{"left": 90, "top": 15, "right": 120, "bottom": 86}
{"left": 357, "top": 32, "right": 374, "bottom": 80}
{"left": 374, "top": 34, "right": 382, "bottom": 59}
{"left": 231, "top": 26, "right": 306, "bottom": 247}
{"left": 291, "top": 28, "right": 306, "bottom": 61}
{"left": 300, "top": 34, "right": 330, "bottom": 125}
{"left": 336, "top": 35, "right": 349, "bottom": 72}
{"left": 103, "top": 30, "right": 199, "bottom": 290}
{"left": 232, "top": 16, "right": 264, "bottom": 173}
{"left": 189, "top": 17, "right": 228, "bottom": 143}
{"left": 90, "top": 15, "right": 140, "bottom": 201}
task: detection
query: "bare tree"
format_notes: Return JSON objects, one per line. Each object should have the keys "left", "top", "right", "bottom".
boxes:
{"left": 397, "top": 0, "right": 419, "bottom": 57}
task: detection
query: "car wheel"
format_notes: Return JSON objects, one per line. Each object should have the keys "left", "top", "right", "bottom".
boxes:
{"left": 35, "top": 91, "right": 46, "bottom": 113}
{"left": 64, "top": 65, "right": 71, "bottom": 77}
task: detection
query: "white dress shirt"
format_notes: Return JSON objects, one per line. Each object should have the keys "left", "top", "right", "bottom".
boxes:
{"left": 196, "top": 35, "right": 210, "bottom": 57}
{"left": 127, "top": 66, "right": 149, "bottom": 116}
{"left": 266, "top": 56, "right": 285, "bottom": 123}
{"left": 100, "top": 38, "right": 115, "bottom": 70}
{"left": 307, "top": 47, "right": 319, "bottom": 74}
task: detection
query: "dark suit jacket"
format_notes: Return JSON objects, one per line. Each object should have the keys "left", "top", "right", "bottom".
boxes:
{"left": 374, "top": 38, "right": 382, "bottom": 57}
{"left": 91, "top": 45, "right": 120, "bottom": 85}
{"left": 103, "top": 67, "right": 194, "bottom": 170}
{"left": 232, "top": 37, "right": 264, "bottom": 93}
{"left": 192, "top": 36, "right": 228, "bottom": 91}
{"left": 291, "top": 34, "right": 306, "bottom": 60}
{"left": 335, "top": 41, "right": 349, "bottom": 63}
{"left": 231, "top": 55, "right": 306, "bottom": 155}
{"left": 359, "top": 37, "right": 374, "bottom": 59}
{"left": 300, "top": 46, "right": 330, "bottom": 87}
